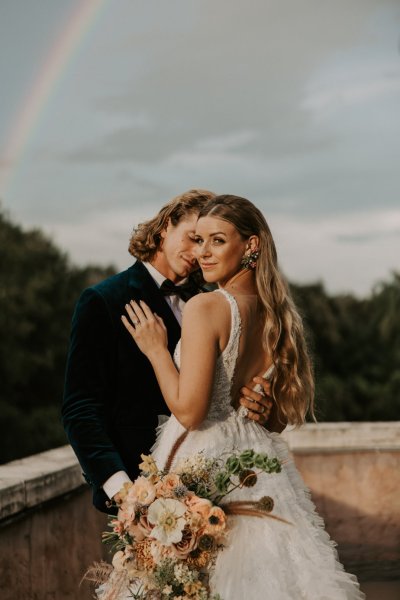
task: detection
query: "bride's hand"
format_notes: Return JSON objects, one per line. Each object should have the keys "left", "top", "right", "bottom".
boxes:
{"left": 121, "top": 300, "right": 168, "bottom": 358}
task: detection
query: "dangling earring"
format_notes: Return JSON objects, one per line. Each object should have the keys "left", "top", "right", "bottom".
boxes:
{"left": 240, "top": 249, "right": 259, "bottom": 270}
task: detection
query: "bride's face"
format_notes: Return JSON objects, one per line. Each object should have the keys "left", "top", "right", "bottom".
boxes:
{"left": 194, "top": 216, "right": 248, "bottom": 285}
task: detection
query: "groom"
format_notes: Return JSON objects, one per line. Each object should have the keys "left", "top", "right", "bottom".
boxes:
{"left": 62, "top": 189, "right": 273, "bottom": 513}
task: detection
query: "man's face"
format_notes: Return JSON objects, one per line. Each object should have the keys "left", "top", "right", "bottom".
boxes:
{"left": 155, "top": 213, "right": 199, "bottom": 282}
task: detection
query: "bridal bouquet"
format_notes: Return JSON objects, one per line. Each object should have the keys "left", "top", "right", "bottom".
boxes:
{"left": 88, "top": 449, "right": 284, "bottom": 600}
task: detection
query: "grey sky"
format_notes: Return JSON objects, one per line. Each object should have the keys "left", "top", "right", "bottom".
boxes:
{"left": 0, "top": 0, "right": 399, "bottom": 296}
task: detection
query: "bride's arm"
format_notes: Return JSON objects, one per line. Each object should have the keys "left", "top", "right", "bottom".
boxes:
{"left": 122, "top": 295, "right": 221, "bottom": 430}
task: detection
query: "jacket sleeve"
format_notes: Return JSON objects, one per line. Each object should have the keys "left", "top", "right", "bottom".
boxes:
{"left": 61, "top": 287, "right": 126, "bottom": 489}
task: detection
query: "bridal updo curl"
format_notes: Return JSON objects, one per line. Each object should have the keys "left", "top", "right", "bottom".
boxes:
{"left": 198, "top": 194, "right": 315, "bottom": 427}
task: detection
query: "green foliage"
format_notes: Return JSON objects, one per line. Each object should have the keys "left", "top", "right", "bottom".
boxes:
{"left": 291, "top": 275, "right": 400, "bottom": 422}
{"left": 0, "top": 208, "right": 399, "bottom": 463}
{"left": 0, "top": 208, "right": 115, "bottom": 463}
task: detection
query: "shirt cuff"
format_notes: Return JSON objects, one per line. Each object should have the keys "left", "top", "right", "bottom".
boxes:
{"left": 103, "top": 471, "right": 131, "bottom": 499}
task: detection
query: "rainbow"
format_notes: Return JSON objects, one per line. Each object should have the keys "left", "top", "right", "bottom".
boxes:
{"left": 0, "top": 0, "right": 108, "bottom": 197}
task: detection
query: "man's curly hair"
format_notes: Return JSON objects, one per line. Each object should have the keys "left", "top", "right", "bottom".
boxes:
{"left": 128, "top": 189, "right": 216, "bottom": 262}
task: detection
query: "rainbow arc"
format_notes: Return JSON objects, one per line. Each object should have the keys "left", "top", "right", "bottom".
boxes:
{"left": 0, "top": 0, "right": 108, "bottom": 197}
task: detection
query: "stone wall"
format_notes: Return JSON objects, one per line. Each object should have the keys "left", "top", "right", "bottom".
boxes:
{"left": 0, "top": 487, "right": 106, "bottom": 600}
{"left": 0, "top": 446, "right": 107, "bottom": 599}
{"left": 0, "top": 423, "right": 399, "bottom": 599}
{"left": 283, "top": 424, "right": 400, "bottom": 580}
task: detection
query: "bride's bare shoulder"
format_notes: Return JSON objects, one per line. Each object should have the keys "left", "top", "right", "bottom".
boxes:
{"left": 183, "top": 290, "right": 229, "bottom": 320}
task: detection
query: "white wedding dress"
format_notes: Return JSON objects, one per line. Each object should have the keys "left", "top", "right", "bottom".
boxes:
{"left": 149, "top": 288, "right": 365, "bottom": 599}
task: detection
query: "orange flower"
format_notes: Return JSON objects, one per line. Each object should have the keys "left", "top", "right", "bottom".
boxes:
{"left": 205, "top": 506, "right": 226, "bottom": 533}
{"left": 186, "top": 548, "right": 212, "bottom": 569}
{"left": 134, "top": 538, "right": 155, "bottom": 570}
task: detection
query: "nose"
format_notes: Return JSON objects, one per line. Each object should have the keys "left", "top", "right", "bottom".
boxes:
{"left": 199, "top": 241, "right": 211, "bottom": 257}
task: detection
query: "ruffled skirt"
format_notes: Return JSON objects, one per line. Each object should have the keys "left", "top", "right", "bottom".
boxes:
{"left": 149, "top": 413, "right": 365, "bottom": 600}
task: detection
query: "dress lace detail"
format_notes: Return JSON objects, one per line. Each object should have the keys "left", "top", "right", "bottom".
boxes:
{"left": 173, "top": 288, "right": 241, "bottom": 421}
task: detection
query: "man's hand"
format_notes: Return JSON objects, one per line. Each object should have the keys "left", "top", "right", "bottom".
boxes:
{"left": 239, "top": 377, "right": 273, "bottom": 427}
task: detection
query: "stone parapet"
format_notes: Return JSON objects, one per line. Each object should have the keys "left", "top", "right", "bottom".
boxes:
{"left": 0, "top": 445, "right": 83, "bottom": 521}
{"left": 283, "top": 421, "right": 400, "bottom": 452}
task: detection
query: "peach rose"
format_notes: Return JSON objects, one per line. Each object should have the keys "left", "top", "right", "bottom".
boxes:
{"left": 185, "top": 495, "right": 213, "bottom": 520}
{"left": 128, "top": 476, "right": 156, "bottom": 505}
{"left": 127, "top": 521, "right": 146, "bottom": 542}
{"left": 155, "top": 473, "right": 181, "bottom": 498}
{"left": 118, "top": 500, "right": 136, "bottom": 523}
{"left": 137, "top": 512, "right": 154, "bottom": 537}
{"left": 186, "top": 511, "right": 205, "bottom": 533}
{"left": 171, "top": 525, "right": 199, "bottom": 559}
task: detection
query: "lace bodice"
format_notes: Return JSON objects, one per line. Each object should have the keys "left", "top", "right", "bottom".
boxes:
{"left": 173, "top": 288, "right": 243, "bottom": 421}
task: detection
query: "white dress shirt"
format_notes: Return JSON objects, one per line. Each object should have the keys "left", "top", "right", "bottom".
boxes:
{"left": 142, "top": 261, "right": 187, "bottom": 326}
{"left": 103, "top": 262, "right": 187, "bottom": 500}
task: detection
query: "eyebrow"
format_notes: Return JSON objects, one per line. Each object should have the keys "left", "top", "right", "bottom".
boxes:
{"left": 196, "top": 231, "right": 227, "bottom": 236}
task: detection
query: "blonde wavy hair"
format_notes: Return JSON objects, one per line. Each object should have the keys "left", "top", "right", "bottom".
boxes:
{"left": 129, "top": 189, "right": 217, "bottom": 261}
{"left": 198, "top": 195, "right": 315, "bottom": 426}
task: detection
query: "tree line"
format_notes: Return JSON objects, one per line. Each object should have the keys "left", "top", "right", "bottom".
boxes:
{"left": 0, "top": 209, "right": 398, "bottom": 463}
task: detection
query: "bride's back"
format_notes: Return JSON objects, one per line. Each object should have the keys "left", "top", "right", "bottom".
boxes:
{"left": 216, "top": 291, "right": 272, "bottom": 409}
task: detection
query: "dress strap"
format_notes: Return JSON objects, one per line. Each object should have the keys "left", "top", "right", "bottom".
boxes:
{"left": 214, "top": 288, "right": 242, "bottom": 381}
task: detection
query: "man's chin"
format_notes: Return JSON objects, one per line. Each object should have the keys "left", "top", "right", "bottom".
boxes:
{"left": 179, "top": 263, "right": 197, "bottom": 278}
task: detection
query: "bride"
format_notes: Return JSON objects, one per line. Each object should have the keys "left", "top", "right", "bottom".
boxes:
{"left": 115, "top": 194, "right": 364, "bottom": 599}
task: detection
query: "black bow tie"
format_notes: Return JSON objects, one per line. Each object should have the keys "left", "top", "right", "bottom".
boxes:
{"left": 160, "top": 278, "right": 200, "bottom": 302}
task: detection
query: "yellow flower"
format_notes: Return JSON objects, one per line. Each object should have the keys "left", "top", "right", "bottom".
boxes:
{"left": 139, "top": 454, "right": 158, "bottom": 475}
{"left": 115, "top": 481, "right": 134, "bottom": 503}
{"left": 184, "top": 581, "right": 203, "bottom": 595}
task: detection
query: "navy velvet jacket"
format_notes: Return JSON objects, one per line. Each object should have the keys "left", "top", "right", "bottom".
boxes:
{"left": 62, "top": 261, "right": 181, "bottom": 512}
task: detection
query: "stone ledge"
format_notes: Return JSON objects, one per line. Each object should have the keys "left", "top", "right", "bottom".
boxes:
{"left": 1, "top": 422, "right": 399, "bottom": 521}
{"left": 283, "top": 421, "right": 400, "bottom": 451}
{"left": 0, "top": 445, "right": 84, "bottom": 521}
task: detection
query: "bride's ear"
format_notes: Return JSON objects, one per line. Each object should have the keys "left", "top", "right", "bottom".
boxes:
{"left": 247, "top": 235, "right": 260, "bottom": 253}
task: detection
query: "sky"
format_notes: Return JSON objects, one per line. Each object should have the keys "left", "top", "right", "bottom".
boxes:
{"left": 0, "top": 0, "right": 399, "bottom": 297}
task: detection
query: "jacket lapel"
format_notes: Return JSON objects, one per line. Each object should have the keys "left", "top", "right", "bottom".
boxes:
{"left": 128, "top": 261, "right": 181, "bottom": 353}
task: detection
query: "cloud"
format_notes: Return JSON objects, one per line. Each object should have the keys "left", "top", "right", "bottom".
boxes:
{"left": 336, "top": 230, "right": 400, "bottom": 243}
{"left": 2, "top": 0, "right": 400, "bottom": 296}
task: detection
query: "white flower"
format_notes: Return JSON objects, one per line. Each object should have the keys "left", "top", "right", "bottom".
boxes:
{"left": 147, "top": 498, "right": 187, "bottom": 545}
{"left": 173, "top": 562, "right": 193, "bottom": 584}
